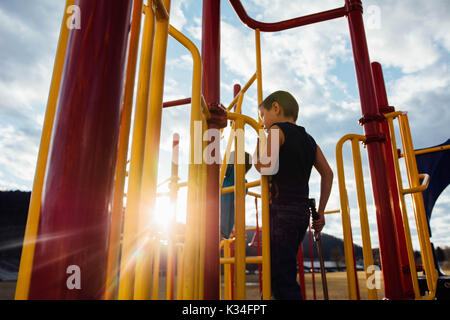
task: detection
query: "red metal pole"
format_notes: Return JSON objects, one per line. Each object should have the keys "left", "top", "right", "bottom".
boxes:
{"left": 297, "top": 244, "right": 307, "bottom": 300}
{"left": 346, "top": 0, "right": 405, "bottom": 299}
{"left": 28, "top": 0, "right": 132, "bottom": 299}
{"left": 163, "top": 98, "right": 191, "bottom": 108}
{"left": 202, "top": 0, "right": 227, "bottom": 300}
{"left": 229, "top": 0, "right": 347, "bottom": 32}
{"left": 371, "top": 62, "right": 415, "bottom": 299}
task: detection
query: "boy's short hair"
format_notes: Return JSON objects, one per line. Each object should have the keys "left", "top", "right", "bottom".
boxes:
{"left": 259, "top": 90, "right": 299, "bottom": 122}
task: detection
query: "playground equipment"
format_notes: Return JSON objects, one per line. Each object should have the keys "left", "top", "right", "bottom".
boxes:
{"left": 15, "top": 0, "right": 448, "bottom": 300}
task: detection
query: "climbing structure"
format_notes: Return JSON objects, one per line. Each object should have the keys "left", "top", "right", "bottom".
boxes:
{"left": 15, "top": 0, "right": 448, "bottom": 300}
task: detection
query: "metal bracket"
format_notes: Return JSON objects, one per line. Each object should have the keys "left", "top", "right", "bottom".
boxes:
{"left": 359, "top": 113, "right": 386, "bottom": 126}
{"left": 345, "top": 0, "right": 363, "bottom": 15}
{"left": 379, "top": 106, "right": 396, "bottom": 114}
{"left": 206, "top": 103, "right": 228, "bottom": 129}
{"left": 363, "top": 133, "right": 386, "bottom": 145}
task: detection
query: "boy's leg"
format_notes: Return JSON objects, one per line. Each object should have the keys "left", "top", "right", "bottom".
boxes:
{"left": 270, "top": 203, "right": 310, "bottom": 300}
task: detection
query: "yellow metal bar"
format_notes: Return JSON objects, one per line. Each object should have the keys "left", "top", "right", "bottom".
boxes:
{"left": 350, "top": 138, "right": 378, "bottom": 300}
{"left": 176, "top": 244, "right": 184, "bottom": 300}
{"left": 247, "top": 191, "right": 261, "bottom": 198}
{"left": 197, "top": 117, "right": 208, "bottom": 300}
{"left": 253, "top": 69, "right": 270, "bottom": 300}
{"left": 335, "top": 134, "right": 364, "bottom": 300}
{"left": 153, "top": 0, "right": 169, "bottom": 20}
{"left": 133, "top": 238, "right": 154, "bottom": 300}
{"left": 401, "top": 174, "right": 430, "bottom": 195}
{"left": 151, "top": 238, "right": 161, "bottom": 300}
{"left": 221, "top": 90, "right": 245, "bottom": 188}
{"left": 15, "top": 0, "right": 75, "bottom": 300}
{"left": 255, "top": 29, "right": 263, "bottom": 124}
{"left": 168, "top": 24, "right": 203, "bottom": 300}
{"left": 234, "top": 118, "right": 247, "bottom": 300}
{"left": 223, "top": 240, "right": 232, "bottom": 300}
{"left": 133, "top": 0, "right": 171, "bottom": 300}
{"left": 414, "top": 145, "right": 450, "bottom": 156}
{"left": 226, "top": 73, "right": 257, "bottom": 111}
{"left": 220, "top": 122, "right": 236, "bottom": 188}
{"left": 166, "top": 134, "right": 180, "bottom": 300}
{"left": 325, "top": 209, "right": 340, "bottom": 215}
{"left": 221, "top": 180, "right": 261, "bottom": 194}
{"left": 118, "top": 3, "right": 156, "bottom": 300}
{"left": 223, "top": 111, "right": 271, "bottom": 299}
{"left": 105, "top": 0, "right": 144, "bottom": 300}
{"left": 386, "top": 117, "right": 421, "bottom": 299}
{"left": 398, "top": 114, "right": 437, "bottom": 298}
{"left": 220, "top": 256, "right": 264, "bottom": 265}
{"left": 201, "top": 95, "right": 211, "bottom": 120}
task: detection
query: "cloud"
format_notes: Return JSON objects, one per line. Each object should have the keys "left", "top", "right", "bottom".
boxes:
{"left": 365, "top": 0, "right": 450, "bottom": 74}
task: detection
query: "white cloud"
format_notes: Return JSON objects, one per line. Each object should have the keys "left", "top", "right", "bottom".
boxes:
{"left": 169, "top": 0, "right": 187, "bottom": 31}
{"left": 365, "top": 0, "right": 450, "bottom": 74}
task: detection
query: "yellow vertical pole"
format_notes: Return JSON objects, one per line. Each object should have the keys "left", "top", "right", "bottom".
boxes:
{"left": 234, "top": 118, "right": 246, "bottom": 300}
{"left": 15, "top": 0, "right": 74, "bottom": 300}
{"left": 255, "top": 29, "right": 270, "bottom": 298}
{"left": 224, "top": 240, "right": 231, "bottom": 300}
{"left": 386, "top": 117, "right": 421, "bottom": 299}
{"left": 152, "top": 236, "right": 161, "bottom": 300}
{"left": 351, "top": 138, "right": 378, "bottom": 300}
{"left": 176, "top": 244, "right": 184, "bottom": 300}
{"left": 198, "top": 117, "right": 208, "bottom": 300}
{"left": 166, "top": 134, "right": 180, "bottom": 300}
{"left": 118, "top": 3, "right": 156, "bottom": 300}
{"left": 167, "top": 25, "right": 203, "bottom": 300}
{"left": 335, "top": 135, "right": 360, "bottom": 300}
{"left": 134, "top": 0, "right": 171, "bottom": 300}
{"left": 105, "top": 0, "right": 144, "bottom": 300}
{"left": 255, "top": 28, "right": 263, "bottom": 123}
{"left": 219, "top": 93, "right": 244, "bottom": 188}
{"left": 398, "top": 114, "right": 437, "bottom": 295}
{"left": 257, "top": 112, "right": 271, "bottom": 299}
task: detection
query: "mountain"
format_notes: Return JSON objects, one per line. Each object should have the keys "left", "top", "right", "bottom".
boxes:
{"left": 0, "top": 191, "right": 366, "bottom": 280}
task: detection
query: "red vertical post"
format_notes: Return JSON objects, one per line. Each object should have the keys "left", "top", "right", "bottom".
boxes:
{"left": 371, "top": 62, "right": 415, "bottom": 299}
{"left": 297, "top": 244, "right": 306, "bottom": 300}
{"left": 28, "top": 0, "right": 132, "bottom": 299}
{"left": 346, "top": 0, "right": 405, "bottom": 299}
{"left": 202, "top": 0, "right": 227, "bottom": 300}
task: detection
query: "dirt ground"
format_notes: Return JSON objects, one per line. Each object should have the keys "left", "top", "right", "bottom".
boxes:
{"left": 2, "top": 269, "right": 448, "bottom": 300}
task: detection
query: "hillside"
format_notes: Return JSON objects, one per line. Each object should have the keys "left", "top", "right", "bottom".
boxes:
{"left": 0, "top": 191, "right": 365, "bottom": 280}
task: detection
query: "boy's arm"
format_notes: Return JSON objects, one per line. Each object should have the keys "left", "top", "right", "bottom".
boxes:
{"left": 312, "top": 145, "right": 334, "bottom": 233}
{"left": 253, "top": 125, "right": 284, "bottom": 175}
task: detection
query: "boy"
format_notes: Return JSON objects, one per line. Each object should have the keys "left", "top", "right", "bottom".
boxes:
{"left": 254, "top": 90, "right": 333, "bottom": 300}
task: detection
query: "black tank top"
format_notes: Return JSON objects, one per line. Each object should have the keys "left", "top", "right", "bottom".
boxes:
{"left": 270, "top": 122, "right": 317, "bottom": 204}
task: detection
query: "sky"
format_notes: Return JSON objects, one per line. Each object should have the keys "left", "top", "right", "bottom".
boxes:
{"left": 0, "top": 0, "right": 449, "bottom": 250}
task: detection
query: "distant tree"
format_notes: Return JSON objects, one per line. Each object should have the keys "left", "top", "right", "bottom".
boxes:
{"left": 372, "top": 248, "right": 381, "bottom": 267}
{"left": 414, "top": 250, "right": 422, "bottom": 265}
{"left": 330, "top": 246, "right": 344, "bottom": 270}
{"left": 436, "top": 246, "right": 445, "bottom": 262}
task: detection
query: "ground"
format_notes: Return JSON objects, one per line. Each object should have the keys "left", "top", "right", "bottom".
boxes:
{"left": 2, "top": 268, "right": 448, "bottom": 300}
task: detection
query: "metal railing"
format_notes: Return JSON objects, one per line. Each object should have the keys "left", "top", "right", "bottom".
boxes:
{"left": 336, "top": 134, "right": 378, "bottom": 300}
